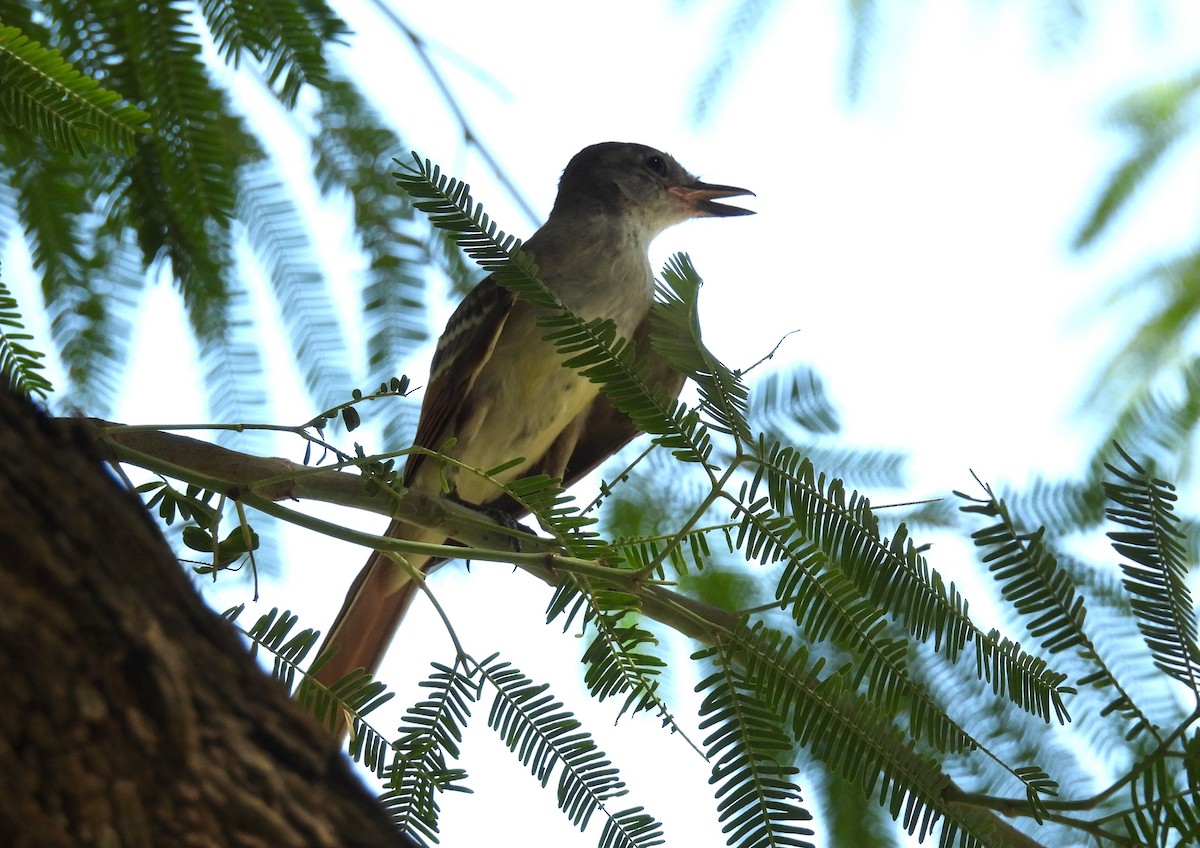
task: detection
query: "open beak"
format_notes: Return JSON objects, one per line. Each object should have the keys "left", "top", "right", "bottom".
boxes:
{"left": 669, "top": 181, "right": 756, "bottom": 217}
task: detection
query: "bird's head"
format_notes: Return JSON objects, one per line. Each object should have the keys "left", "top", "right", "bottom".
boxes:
{"left": 550, "top": 142, "right": 754, "bottom": 238}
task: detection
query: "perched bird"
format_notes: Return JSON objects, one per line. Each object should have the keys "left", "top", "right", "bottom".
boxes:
{"left": 313, "top": 142, "right": 753, "bottom": 703}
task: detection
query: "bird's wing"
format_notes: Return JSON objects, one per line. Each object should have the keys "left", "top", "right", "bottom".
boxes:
{"left": 496, "top": 309, "right": 686, "bottom": 507}
{"left": 404, "top": 276, "right": 516, "bottom": 486}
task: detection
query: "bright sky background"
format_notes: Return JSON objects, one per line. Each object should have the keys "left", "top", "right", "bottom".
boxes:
{"left": 13, "top": 1, "right": 1200, "bottom": 845}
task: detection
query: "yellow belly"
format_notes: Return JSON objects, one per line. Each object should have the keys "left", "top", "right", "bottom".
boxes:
{"left": 448, "top": 318, "right": 599, "bottom": 504}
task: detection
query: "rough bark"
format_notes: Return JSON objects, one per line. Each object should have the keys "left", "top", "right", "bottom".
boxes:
{"left": 0, "top": 386, "right": 412, "bottom": 848}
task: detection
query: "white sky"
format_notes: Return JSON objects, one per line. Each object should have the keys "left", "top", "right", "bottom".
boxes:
{"left": 11, "top": 1, "right": 1200, "bottom": 845}
{"left": 330, "top": 3, "right": 1200, "bottom": 844}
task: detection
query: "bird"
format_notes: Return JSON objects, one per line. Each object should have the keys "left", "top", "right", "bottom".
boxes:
{"left": 311, "top": 142, "right": 754, "bottom": 709}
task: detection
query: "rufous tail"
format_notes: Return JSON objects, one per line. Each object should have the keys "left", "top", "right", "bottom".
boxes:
{"left": 304, "top": 520, "right": 444, "bottom": 738}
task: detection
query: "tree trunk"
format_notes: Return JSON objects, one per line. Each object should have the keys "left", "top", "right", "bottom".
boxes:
{"left": 0, "top": 384, "right": 412, "bottom": 848}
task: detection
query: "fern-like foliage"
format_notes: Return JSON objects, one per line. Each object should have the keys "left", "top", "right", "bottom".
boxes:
{"left": 779, "top": 554, "right": 979, "bottom": 754}
{"left": 229, "top": 606, "right": 397, "bottom": 769}
{"left": 547, "top": 583, "right": 673, "bottom": 723}
{"left": 689, "top": 0, "right": 780, "bottom": 123}
{"left": 654, "top": 255, "right": 752, "bottom": 446}
{"left": 479, "top": 655, "right": 665, "bottom": 847}
{"left": 742, "top": 622, "right": 939, "bottom": 834}
{"left": 1104, "top": 443, "right": 1200, "bottom": 699}
{"left": 385, "top": 152, "right": 1097, "bottom": 844}
{"left": 958, "top": 476, "right": 1159, "bottom": 741}
{"left": 741, "top": 367, "right": 909, "bottom": 491}
{"left": 1071, "top": 73, "right": 1200, "bottom": 485}
{"left": 1121, "top": 746, "right": 1200, "bottom": 845}
{"left": 237, "top": 163, "right": 352, "bottom": 410}
{"left": 694, "top": 635, "right": 816, "bottom": 848}
{"left": 0, "top": 125, "right": 139, "bottom": 410}
{"left": 0, "top": 270, "right": 52, "bottom": 398}
{"left": 0, "top": 4, "right": 483, "bottom": 421}
{"left": 0, "top": 22, "right": 147, "bottom": 154}
{"left": 1073, "top": 72, "right": 1200, "bottom": 250}
{"left": 241, "top": 606, "right": 321, "bottom": 690}
{"left": 1095, "top": 350, "right": 1200, "bottom": 482}
{"left": 935, "top": 451, "right": 1200, "bottom": 845}
{"left": 997, "top": 473, "right": 1108, "bottom": 537}
{"left": 687, "top": 0, "right": 1089, "bottom": 121}
{"left": 196, "top": 285, "right": 272, "bottom": 430}
{"left": 311, "top": 76, "right": 432, "bottom": 448}
{"left": 959, "top": 480, "right": 1089, "bottom": 657}
{"left": 380, "top": 659, "right": 476, "bottom": 842}
{"left": 727, "top": 463, "right": 981, "bottom": 756}
{"left": 196, "top": 0, "right": 344, "bottom": 107}
{"left": 750, "top": 442, "right": 1072, "bottom": 723}
{"left": 747, "top": 367, "right": 839, "bottom": 438}
{"left": 501, "top": 472, "right": 610, "bottom": 560}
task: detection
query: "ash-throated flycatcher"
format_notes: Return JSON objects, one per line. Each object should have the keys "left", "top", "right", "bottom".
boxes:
{"left": 313, "top": 142, "right": 753, "bottom": 696}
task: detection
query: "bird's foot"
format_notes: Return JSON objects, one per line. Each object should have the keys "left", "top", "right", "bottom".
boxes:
{"left": 447, "top": 492, "right": 537, "bottom": 552}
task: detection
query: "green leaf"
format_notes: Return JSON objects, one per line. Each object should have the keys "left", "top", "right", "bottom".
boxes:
{"left": 653, "top": 254, "right": 752, "bottom": 446}
{"left": 0, "top": 269, "right": 53, "bottom": 398}
{"left": 694, "top": 636, "right": 816, "bottom": 848}
{"left": 237, "top": 164, "right": 352, "bottom": 410}
{"left": 381, "top": 659, "right": 478, "bottom": 840}
{"left": 750, "top": 441, "right": 1073, "bottom": 723}
{"left": 0, "top": 22, "right": 148, "bottom": 155}
{"left": 549, "top": 584, "right": 673, "bottom": 724}
{"left": 1073, "top": 72, "right": 1200, "bottom": 250}
{"left": 959, "top": 474, "right": 1158, "bottom": 740}
{"left": 1104, "top": 443, "right": 1200, "bottom": 695}
{"left": 480, "top": 655, "right": 663, "bottom": 846}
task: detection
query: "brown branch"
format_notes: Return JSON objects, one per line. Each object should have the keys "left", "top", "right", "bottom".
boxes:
{"left": 83, "top": 418, "right": 1056, "bottom": 848}
{"left": 90, "top": 418, "right": 536, "bottom": 555}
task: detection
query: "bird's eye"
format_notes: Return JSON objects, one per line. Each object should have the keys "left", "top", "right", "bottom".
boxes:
{"left": 645, "top": 155, "right": 667, "bottom": 175}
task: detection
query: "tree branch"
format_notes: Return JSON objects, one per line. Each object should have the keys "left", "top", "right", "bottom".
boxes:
{"left": 86, "top": 418, "right": 1056, "bottom": 848}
